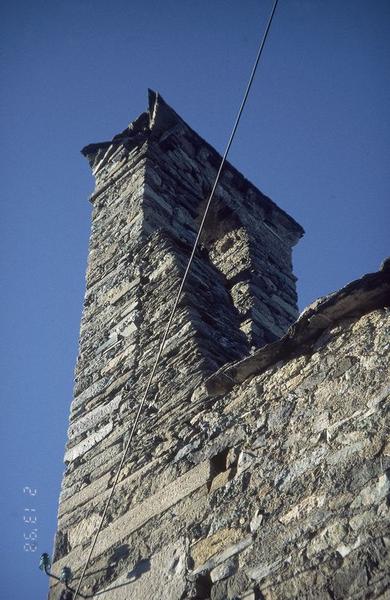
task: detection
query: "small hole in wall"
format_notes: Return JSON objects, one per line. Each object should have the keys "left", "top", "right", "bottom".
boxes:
{"left": 209, "top": 448, "right": 229, "bottom": 480}
{"left": 194, "top": 571, "right": 212, "bottom": 599}
{"left": 59, "top": 590, "right": 74, "bottom": 600}
{"left": 220, "top": 237, "right": 235, "bottom": 253}
{"left": 242, "top": 471, "right": 251, "bottom": 492}
{"left": 207, "top": 447, "right": 240, "bottom": 492}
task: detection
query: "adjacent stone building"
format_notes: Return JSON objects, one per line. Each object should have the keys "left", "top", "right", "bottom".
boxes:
{"left": 49, "top": 92, "right": 390, "bottom": 599}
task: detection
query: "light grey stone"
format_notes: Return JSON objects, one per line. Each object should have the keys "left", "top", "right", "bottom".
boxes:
{"left": 64, "top": 421, "right": 113, "bottom": 463}
{"left": 210, "top": 558, "right": 237, "bottom": 582}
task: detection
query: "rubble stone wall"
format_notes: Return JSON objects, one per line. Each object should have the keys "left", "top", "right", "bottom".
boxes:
{"left": 51, "top": 300, "right": 390, "bottom": 599}
{"left": 50, "top": 94, "right": 389, "bottom": 599}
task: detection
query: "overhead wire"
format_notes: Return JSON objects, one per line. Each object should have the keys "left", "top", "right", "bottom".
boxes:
{"left": 73, "top": 0, "right": 279, "bottom": 597}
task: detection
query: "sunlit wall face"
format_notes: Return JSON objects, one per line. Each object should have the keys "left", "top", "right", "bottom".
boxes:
{"left": 1, "top": 1, "right": 389, "bottom": 598}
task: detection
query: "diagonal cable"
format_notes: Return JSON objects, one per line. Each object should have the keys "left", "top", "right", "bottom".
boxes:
{"left": 73, "top": 1, "right": 279, "bottom": 597}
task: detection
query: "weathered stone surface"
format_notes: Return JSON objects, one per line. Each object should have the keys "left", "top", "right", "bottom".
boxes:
{"left": 50, "top": 91, "right": 389, "bottom": 600}
{"left": 97, "top": 540, "right": 187, "bottom": 599}
{"left": 190, "top": 528, "right": 244, "bottom": 569}
{"left": 210, "top": 557, "right": 237, "bottom": 582}
{"left": 206, "top": 259, "right": 390, "bottom": 395}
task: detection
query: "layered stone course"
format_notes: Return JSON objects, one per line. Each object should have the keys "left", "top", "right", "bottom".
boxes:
{"left": 55, "top": 90, "right": 303, "bottom": 557}
{"left": 51, "top": 92, "right": 388, "bottom": 599}
{"left": 51, "top": 262, "right": 390, "bottom": 599}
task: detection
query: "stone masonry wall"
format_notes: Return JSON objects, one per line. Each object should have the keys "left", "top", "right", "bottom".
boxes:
{"left": 50, "top": 94, "right": 388, "bottom": 599}
{"left": 50, "top": 263, "right": 390, "bottom": 599}
{"left": 50, "top": 91, "right": 303, "bottom": 598}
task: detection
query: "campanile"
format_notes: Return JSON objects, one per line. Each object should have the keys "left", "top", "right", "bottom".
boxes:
{"left": 49, "top": 91, "right": 303, "bottom": 598}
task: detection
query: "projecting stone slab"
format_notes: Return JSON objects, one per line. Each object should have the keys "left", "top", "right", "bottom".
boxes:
{"left": 51, "top": 459, "right": 211, "bottom": 576}
{"left": 64, "top": 421, "right": 113, "bottom": 463}
{"left": 205, "top": 260, "right": 390, "bottom": 395}
{"left": 192, "top": 535, "right": 253, "bottom": 575}
{"left": 190, "top": 528, "right": 243, "bottom": 569}
{"left": 67, "top": 394, "right": 121, "bottom": 440}
{"left": 94, "top": 460, "right": 211, "bottom": 557}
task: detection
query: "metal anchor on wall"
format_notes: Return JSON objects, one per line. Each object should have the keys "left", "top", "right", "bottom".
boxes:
{"left": 39, "top": 553, "right": 89, "bottom": 599}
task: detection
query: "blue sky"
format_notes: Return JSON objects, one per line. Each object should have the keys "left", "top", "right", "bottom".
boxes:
{"left": 1, "top": 1, "right": 389, "bottom": 597}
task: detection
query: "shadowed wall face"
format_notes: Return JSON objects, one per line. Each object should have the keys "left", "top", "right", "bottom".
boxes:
{"left": 50, "top": 92, "right": 303, "bottom": 598}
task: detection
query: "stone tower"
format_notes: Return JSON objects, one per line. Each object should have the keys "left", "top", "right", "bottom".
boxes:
{"left": 49, "top": 91, "right": 303, "bottom": 598}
